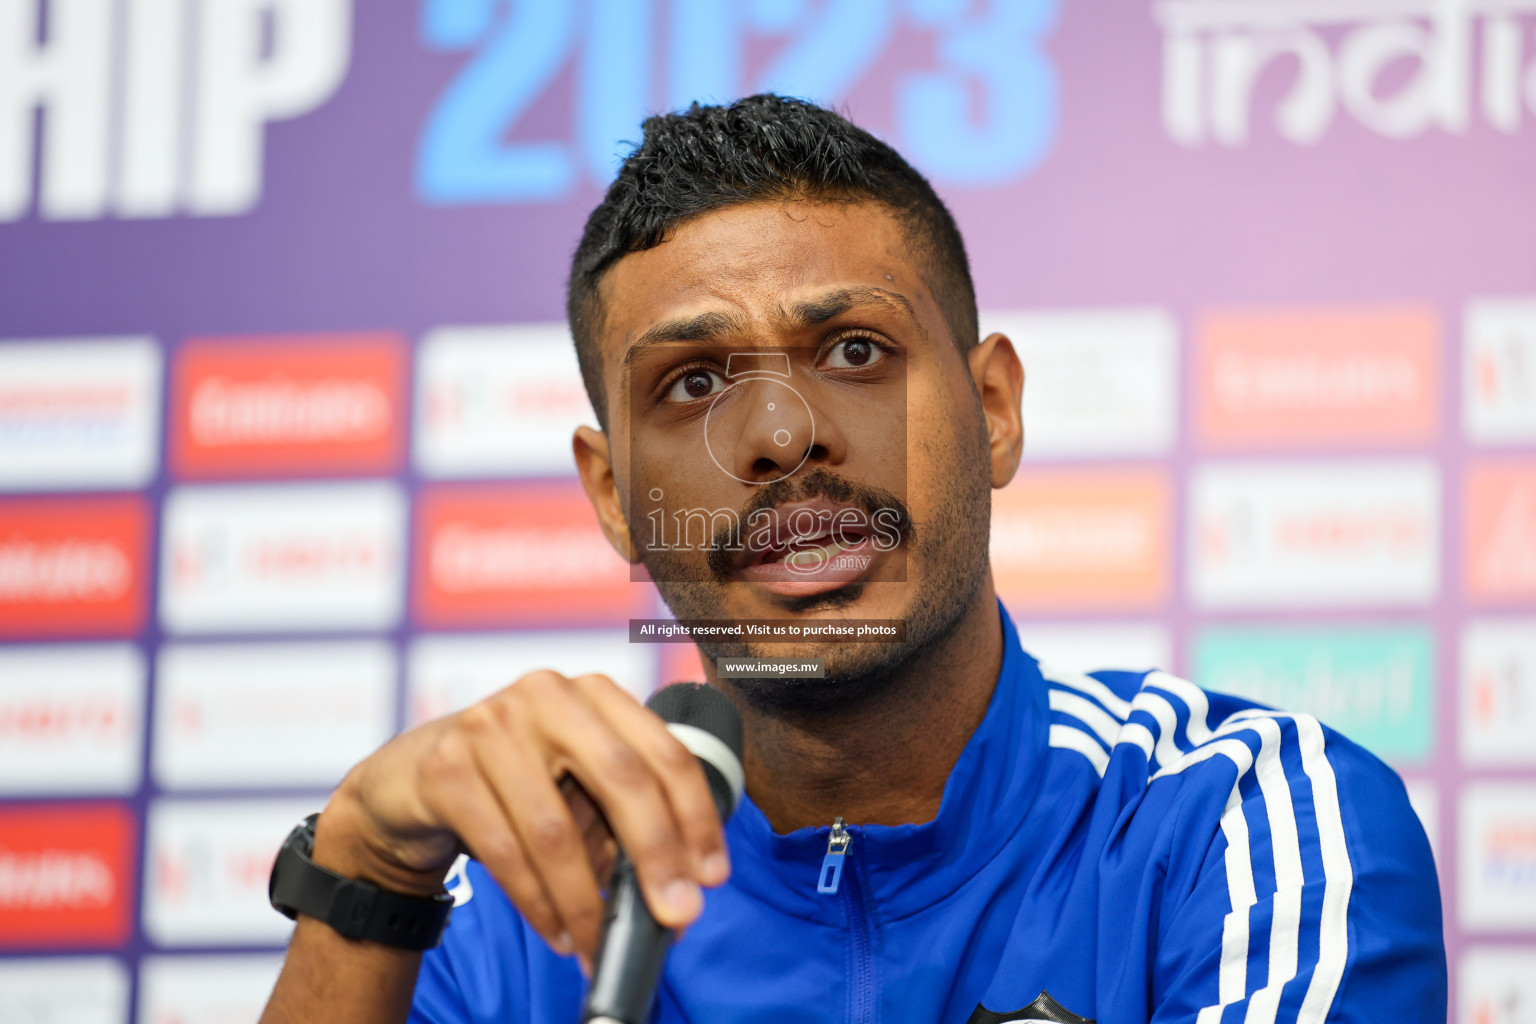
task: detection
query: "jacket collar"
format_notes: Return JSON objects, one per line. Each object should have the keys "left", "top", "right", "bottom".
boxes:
{"left": 722, "top": 602, "right": 1049, "bottom": 922}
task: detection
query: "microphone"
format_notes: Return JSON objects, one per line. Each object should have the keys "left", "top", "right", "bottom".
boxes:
{"left": 581, "top": 683, "right": 745, "bottom": 1024}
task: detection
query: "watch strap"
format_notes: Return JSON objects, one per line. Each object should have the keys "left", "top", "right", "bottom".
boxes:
{"left": 270, "top": 813, "right": 453, "bottom": 951}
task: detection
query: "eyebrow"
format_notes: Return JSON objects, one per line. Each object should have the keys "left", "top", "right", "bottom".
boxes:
{"left": 772, "top": 287, "right": 917, "bottom": 331}
{"left": 625, "top": 286, "right": 919, "bottom": 358}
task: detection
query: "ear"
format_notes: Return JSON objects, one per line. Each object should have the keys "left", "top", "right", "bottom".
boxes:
{"left": 967, "top": 332, "right": 1025, "bottom": 488}
{"left": 573, "top": 425, "right": 640, "bottom": 563}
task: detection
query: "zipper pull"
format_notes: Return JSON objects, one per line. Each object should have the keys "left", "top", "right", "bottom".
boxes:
{"left": 817, "top": 817, "right": 851, "bottom": 895}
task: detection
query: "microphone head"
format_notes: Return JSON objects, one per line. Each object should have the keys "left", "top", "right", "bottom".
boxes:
{"left": 646, "top": 683, "right": 745, "bottom": 819}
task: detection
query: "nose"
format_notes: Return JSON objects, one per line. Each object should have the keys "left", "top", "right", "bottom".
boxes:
{"left": 711, "top": 375, "right": 846, "bottom": 484}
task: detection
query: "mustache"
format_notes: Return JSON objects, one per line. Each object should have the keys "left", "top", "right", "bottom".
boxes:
{"left": 705, "top": 468, "right": 913, "bottom": 580}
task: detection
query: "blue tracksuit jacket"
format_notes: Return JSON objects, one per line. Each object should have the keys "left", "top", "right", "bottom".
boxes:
{"left": 410, "top": 606, "right": 1446, "bottom": 1022}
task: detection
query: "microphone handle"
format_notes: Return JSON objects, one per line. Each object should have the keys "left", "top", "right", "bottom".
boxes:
{"left": 581, "top": 853, "right": 675, "bottom": 1024}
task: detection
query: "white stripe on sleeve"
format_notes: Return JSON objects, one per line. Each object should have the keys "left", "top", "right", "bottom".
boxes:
{"left": 1048, "top": 688, "right": 1121, "bottom": 748}
{"left": 1048, "top": 723, "right": 1110, "bottom": 777}
{"left": 1037, "top": 664, "right": 1133, "bottom": 719}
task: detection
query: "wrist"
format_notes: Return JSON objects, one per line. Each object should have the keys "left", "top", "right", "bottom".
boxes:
{"left": 313, "top": 784, "right": 455, "bottom": 901}
{"left": 271, "top": 811, "right": 454, "bottom": 951}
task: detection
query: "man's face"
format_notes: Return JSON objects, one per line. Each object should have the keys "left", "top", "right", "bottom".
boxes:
{"left": 593, "top": 199, "right": 994, "bottom": 691}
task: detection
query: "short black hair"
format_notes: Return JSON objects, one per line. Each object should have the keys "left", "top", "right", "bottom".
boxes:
{"left": 566, "top": 93, "right": 978, "bottom": 428}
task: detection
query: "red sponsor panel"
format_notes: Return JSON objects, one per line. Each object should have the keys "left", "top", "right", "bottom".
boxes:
{"left": 1195, "top": 307, "right": 1439, "bottom": 448}
{"left": 0, "top": 497, "right": 150, "bottom": 637}
{"left": 1465, "top": 461, "right": 1536, "bottom": 603}
{"left": 170, "top": 334, "right": 406, "bottom": 478}
{"left": 415, "top": 484, "right": 651, "bottom": 626}
{"left": 991, "top": 469, "right": 1172, "bottom": 611}
{"left": 0, "top": 803, "right": 135, "bottom": 948}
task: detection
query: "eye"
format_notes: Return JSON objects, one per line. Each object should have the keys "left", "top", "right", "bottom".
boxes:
{"left": 823, "top": 336, "right": 886, "bottom": 369}
{"left": 663, "top": 368, "right": 727, "bottom": 403}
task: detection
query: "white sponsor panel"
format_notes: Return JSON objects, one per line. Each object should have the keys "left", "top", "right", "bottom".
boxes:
{"left": 1459, "top": 783, "right": 1536, "bottom": 932}
{"left": 0, "top": 644, "right": 144, "bottom": 795}
{"left": 1015, "top": 622, "right": 1172, "bottom": 676}
{"left": 137, "top": 954, "right": 286, "bottom": 1024}
{"left": 159, "top": 482, "right": 405, "bottom": 633}
{"left": 154, "top": 641, "right": 396, "bottom": 790}
{"left": 1461, "top": 618, "right": 1536, "bottom": 767}
{"left": 1459, "top": 946, "right": 1536, "bottom": 1024}
{"left": 1403, "top": 779, "right": 1440, "bottom": 870}
{"left": 1188, "top": 460, "right": 1440, "bottom": 608}
{"left": 142, "top": 797, "right": 317, "bottom": 947}
{"left": 983, "top": 309, "right": 1177, "bottom": 458}
{"left": 407, "top": 632, "right": 655, "bottom": 727}
{"left": 415, "top": 324, "right": 595, "bottom": 478}
{"left": 0, "top": 337, "right": 161, "bottom": 491}
{"left": 1465, "top": 298, "right": 1536, "bottom": 444}
{"left": 0, "top": 957, "right": 129, "bottom": 1024}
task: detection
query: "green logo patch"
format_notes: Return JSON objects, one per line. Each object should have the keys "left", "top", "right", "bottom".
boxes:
{"left": 1193, "top": 627, "right": 1434, "bottom": 765}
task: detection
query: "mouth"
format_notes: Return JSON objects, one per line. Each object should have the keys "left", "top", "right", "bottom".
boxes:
{"left": 736, "top": 497, "right": 890, "bottom": 597}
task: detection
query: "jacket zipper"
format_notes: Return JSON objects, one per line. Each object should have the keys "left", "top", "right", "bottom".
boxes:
{"left": 819, "top": 818, "right": 875, "bottom": 1024}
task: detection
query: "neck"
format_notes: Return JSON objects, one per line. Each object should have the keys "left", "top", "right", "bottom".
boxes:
{"left": 728, "top": 580, "right": 1004, "bottom": 834}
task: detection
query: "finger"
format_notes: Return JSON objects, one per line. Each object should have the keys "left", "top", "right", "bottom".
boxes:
{"left": 417, "top": 732, "right": 570, "bottom": 955}
{"left": 560, "top": 775, "right": 608, "bottom": 840}
{"left": 462, "top": 700, "right": 609, "bottom": 955}
{"left": 525, "top": 677, "right": 704, "bottom": 931}
{"left": 577, "top": 676, "right": 732, "bottom": 887}
{"left": 560, "top": 776, "right": 618, "bottom": 886}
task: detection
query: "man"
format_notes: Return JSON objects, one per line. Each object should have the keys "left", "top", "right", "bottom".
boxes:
{"left": 262, "top": 95, "right": 1445, "bottom": 1024}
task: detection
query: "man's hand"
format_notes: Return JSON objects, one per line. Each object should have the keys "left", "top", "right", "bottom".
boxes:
{"left": 313, "top": 670, "right": 732, "bottom": 961}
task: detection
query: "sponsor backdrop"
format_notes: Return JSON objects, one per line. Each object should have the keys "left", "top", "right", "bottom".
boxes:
{"left": 1, "top": 1, "right": 1534, "bottom": 1020}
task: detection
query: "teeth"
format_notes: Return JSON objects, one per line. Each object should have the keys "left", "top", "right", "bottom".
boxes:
{"left": 782, "top": 537, "right": 854, "bottom": 566}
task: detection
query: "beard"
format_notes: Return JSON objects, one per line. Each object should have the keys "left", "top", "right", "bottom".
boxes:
{"left": 630, "top": 443, "right": 993, "bottom": 715}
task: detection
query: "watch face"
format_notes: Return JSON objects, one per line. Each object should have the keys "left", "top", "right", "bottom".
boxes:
{"left": 268, "top": 816, "right": 319, "bottom": 919}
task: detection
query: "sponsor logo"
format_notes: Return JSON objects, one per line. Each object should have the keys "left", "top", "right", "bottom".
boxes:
{"left": 159, "top": 482, "right": 405, "bottom": 633}
{"left": 0, "top": 957, "right": 129, "bottom": 1024}
{"left": 142, "top": 798, "right": 316, "bottom": 947}
{"left": 407, "top": 632, "right": 656, "bottom": 727}
{"left": 968, "top": 991, "right": 1094, "bottom": 1023}
{"left": 1194, "top": 627, "right": 1434, "bottom": 764}
{"left": 1157, "top": 1, "right": 1536, "bottom": 146}
{"left": 414, "top": 484, "right": 651, "bottom": 627}
{"left": 1465, "top": 298, "right": 1536, "bottom": 445}
{"left": 1459, "top": 945, "right": 1536, "bottom": 1024}
{"left": 154, "top": 641, "right": 396, "bottom": 790}
{"left": 991, "top": 470, "right": 1171, "bottom": 611}
{"left": 444, "top": 854, "right": 474, "bottom": 907}
{"left": 137, "top": 953, "right": 286, "bottom": 1024}
{"left": 0, "top": 645, "right": 145, "bottom": 795}
{"left": 1461, "top": 618, "right": 1536, "bottom": 767}
{"left": 1189, "top": 459, "right": 1440, "bottom": 608}
{"left": 0, "top": 803, "right": 135, "bottom": 948}
{"left": 0, "top": 497, "right": 150, "bottom": 637}
{"left": 1458, "top": 783, "right": 1536, "bottom": 932}
{"left": 1464, "top": 461, "right": 1536, "bottom": 602}
{"left": 1015, "top": 622, "right": 1172, "bottom": 676}
{"left": 414, "top": 324, "right": 593, "bottom": 478}
{"left": 1195, "top": 307, "right": 1438, "bottom": 447}
{"left": 171, "top": 335, "right": 405, "bottom": 477}
{"left": 0, "top": 337, "right": 161, "bottom": 491}
{"left": 982, "top": 309, "right": 1177, "bottom": 458}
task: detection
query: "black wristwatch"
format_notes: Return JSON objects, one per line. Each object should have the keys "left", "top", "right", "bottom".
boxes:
{"left": 269, "top": 813, "right": 454, "bottom": 951}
